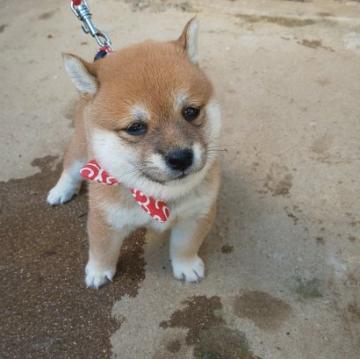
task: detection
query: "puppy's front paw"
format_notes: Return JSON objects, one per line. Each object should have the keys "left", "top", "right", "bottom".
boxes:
{"left": 47, "top": 181, "right": 79, "bottom": 206}
{"left": 85, "top": 262, "right": 116, "bottom": 289}
{"left": 171, "top": 256, "right": 205, "bottom": 283}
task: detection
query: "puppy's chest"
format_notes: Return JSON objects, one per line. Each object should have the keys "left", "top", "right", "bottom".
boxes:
{"left": 104, "top": 187, "right": 215, "bottom": 232}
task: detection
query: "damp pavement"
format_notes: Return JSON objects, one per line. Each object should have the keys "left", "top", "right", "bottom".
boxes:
{"left": 1, "top": 0, "right": 360, "bottom": 358}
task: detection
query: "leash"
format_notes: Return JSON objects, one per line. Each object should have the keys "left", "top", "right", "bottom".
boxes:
{"left": 70, "top": 0, "right": 112, "bottom": 61}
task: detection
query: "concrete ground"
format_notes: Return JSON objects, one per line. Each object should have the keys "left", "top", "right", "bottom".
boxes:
{"left": 1, "top": 0, "right": 360, "bottom": 358}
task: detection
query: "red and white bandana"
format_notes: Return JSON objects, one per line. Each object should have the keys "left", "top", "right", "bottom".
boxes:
{"left": 80, "top": 160, "right": 170, "bottom": 223}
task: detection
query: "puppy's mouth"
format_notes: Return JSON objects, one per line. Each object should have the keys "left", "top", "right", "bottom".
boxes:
{"left": 139, "top": 149, "right": 207, "bottom": 185}
{"left": 141, "top": 168, "right": 197, "bottom": 185}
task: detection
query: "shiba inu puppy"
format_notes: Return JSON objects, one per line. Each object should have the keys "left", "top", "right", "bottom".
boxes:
{"left": 47, "top": 18, "right": 222, "bottom": 288}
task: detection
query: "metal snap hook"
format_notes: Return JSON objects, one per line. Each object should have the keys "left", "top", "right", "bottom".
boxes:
{"left": 70, "top": 0, "right": 112, "bottom": 50}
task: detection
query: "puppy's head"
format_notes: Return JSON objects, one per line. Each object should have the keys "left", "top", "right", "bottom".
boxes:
{"left": 64, "top": 18, "right": 221, "bottom": 200}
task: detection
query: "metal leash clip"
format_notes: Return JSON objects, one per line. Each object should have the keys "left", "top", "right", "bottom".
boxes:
{"left": 70, "top": 0, "right": 112, "bottom": 50}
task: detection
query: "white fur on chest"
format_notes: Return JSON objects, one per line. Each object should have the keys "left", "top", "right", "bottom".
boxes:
{"left": 103, "top": 180, "right": 217, "bottom": 232}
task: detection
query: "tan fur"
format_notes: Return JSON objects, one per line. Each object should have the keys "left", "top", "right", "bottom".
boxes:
{"left": 48, "top": 19, "right": 222, "bottom": 287}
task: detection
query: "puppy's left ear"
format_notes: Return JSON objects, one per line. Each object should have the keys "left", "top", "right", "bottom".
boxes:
{"left": 63, "top": 53, "right": 98, "bottom": 95}
{"left": 176, "top": 17, "right": 199, "bottom": 64}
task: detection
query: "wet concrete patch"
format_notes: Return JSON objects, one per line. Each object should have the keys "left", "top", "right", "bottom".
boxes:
{"left": 294, "top": 277, "right": 323, "bottom": 299}
{"left": 233, "top": 291, "right": 291, "bottom": 330}
{"left": 264, "top": 164, "right": 293, "bottom": 196}
{"left": 166, "top": 339, "right": 181, "bottom": 353}
{"left": 0, "top": 24, "right": 7, "bottom": 33}
{"left": 194, "top": 326, "right": 262, "bottom": 359}
{"left": 160, "top": 295, "right": 225, "bottom": 345}
{"left": 221, "top": 244, "right": 234, "bottom": 254}
{"left": 347, "top": 303, "right": 360, "bottom": 323}
{"left": 0, "top": 156, "right": 146, "bottom": 358}
{"left": 160, "top": 295, "right": 261, "bottom": 358}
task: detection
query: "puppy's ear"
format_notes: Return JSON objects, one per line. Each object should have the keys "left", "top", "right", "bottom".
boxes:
{"left": 176, "top": 17, "right": 199, "bottom": 64}
{"left": 63, "top": 53, "right": 98, "bottom": 95}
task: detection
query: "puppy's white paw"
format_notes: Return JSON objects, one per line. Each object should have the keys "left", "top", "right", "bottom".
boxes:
{"left": 47, "top": 180, "right": 79, "bottom": 206}
{"left": 171, "top": 256, "right": 205, "bottom": 283}
{"left": 85, "top": 262, "right": 115, "bottom": 289}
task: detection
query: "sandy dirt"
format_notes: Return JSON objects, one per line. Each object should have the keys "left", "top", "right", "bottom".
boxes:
{"left": 1, "top": 0, "right": 360, "bottom": 358}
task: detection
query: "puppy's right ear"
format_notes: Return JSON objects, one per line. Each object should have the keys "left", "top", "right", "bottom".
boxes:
{"left": 63, "top": 53, "right": 98, "bottom": 95}
{"left": 176, "top": 17, "right": 199, "bottom": 64}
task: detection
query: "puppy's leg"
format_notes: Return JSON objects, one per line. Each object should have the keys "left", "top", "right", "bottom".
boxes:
{"left": 170, "top": 204, "right": 216, "bottom": 283}
{"left": 47, "top": 128, "right": 86, "bottom": 205}
{"left": 85, "top": 208, "right": 130, "bottom": 289}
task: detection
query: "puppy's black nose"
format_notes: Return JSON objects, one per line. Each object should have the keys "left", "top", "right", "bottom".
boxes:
{"left": 165, "top": 148, "right": 193, "bottom": 171}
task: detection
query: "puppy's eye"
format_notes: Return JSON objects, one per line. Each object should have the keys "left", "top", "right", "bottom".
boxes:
{"left": 126, "top": 121, "right": 147, "bottom": 136}
{"left": 182, "top": 106, "right": 200, "bottom": 122}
